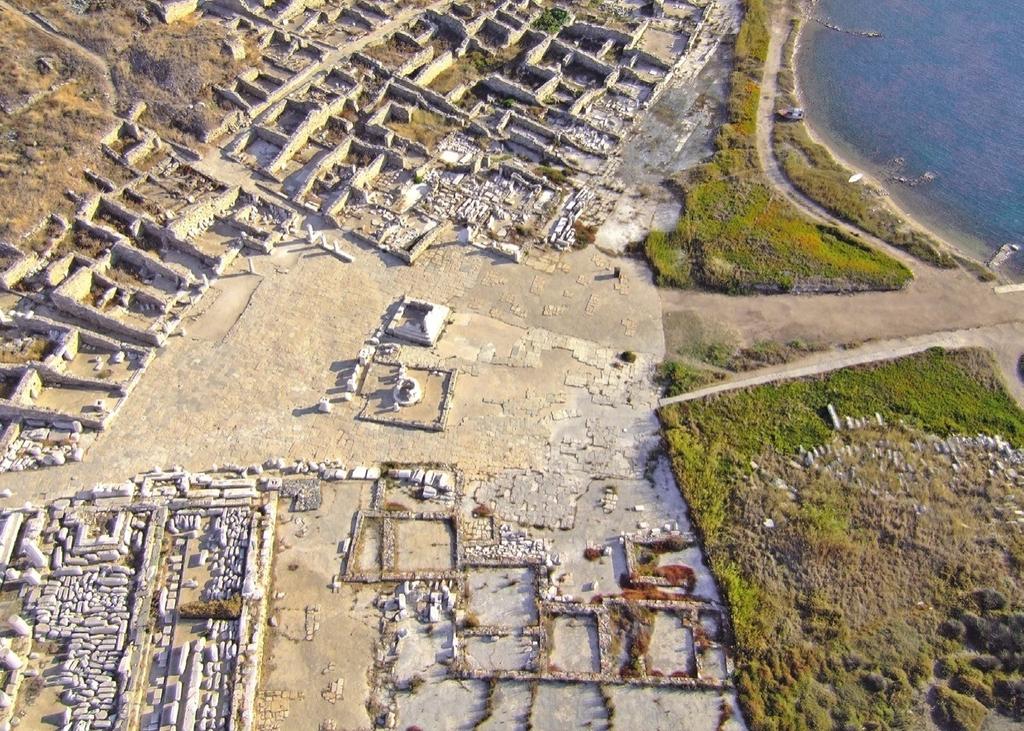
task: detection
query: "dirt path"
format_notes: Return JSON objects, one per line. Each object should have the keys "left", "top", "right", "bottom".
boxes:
{"left": 753, "top": 15, "right": 941, "bottom": 276}
{"left": 1, "top": 0, "right": 116, "bottom": 103}
{"left": 650, "top": 12, "right": 1020, "bottom": 400}
{"left": 660, "top": 321, "right": 1024, "bottom": 407}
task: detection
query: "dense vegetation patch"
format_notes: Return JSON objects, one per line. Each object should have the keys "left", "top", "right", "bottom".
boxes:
{"left": 537, "top": 164, "right": 570, "bottom": 185}
{"left": 774, "top": 123, "right": 952, "bottom": 268}
{"left": 659, "top": 348, "right": 1024, "bottom": 728}
{"left": 656, "top": 360, "right": 722, "bottom": 397}
{"left": 532, "top": 7, "right": 569, "bottom": 34}
{"left": 644, "top": 0, "right": 911, "bottom": 294}
{"left": 667, "top": 177, "right": 909, "bottom": 292}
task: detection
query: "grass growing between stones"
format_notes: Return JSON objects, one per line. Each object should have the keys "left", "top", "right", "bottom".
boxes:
{"left": 659, "top": 347, "right": 1024, "bottom": 729}
{"left": 644, "top": 0, "right": 911, "bottom": 294}
{"left": 390, "top": 109, "right": 455, "bottom": 150}
{"left": 178, "top": 594, "right": 243, "bottom": 620}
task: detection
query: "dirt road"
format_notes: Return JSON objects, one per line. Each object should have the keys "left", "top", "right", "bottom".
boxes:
{"left": 660, "top": 321, "right": 1024, "bottom": 407}
{"left": 657, "top": 15, "right": 1024, "bottom": 404}
{"left": 753, "top": 15, "right": 945, "bottom": 276}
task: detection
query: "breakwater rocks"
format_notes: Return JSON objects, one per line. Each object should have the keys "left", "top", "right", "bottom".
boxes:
{"left": 809, "top": 15, "right": 882, "bottom": 38}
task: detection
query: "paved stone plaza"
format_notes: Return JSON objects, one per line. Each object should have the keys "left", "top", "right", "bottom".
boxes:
{"left": 0, "top": 240, "right": 665, "bottom": 504}
{"left": 0, "top": 0, "right": 745, "bottom": 726}
{"left": 0, "top": 232, "right": 746, "bottom": 729}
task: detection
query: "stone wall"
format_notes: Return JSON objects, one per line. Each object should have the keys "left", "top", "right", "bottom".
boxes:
{"left": 167, "top": 185, "right": 241, "bottom": 240}
{"left": 156, "top": 0, "right": 199, "bottom": 23}
{"left": 480, "top": 74, "right": 542, "bottom": 106}
{"left": 51, "top": 271, "right": 165, "bottom": 348}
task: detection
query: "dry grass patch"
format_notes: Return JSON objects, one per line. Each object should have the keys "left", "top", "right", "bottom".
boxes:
{"left": 0, "top": 85, "right": 110, "bottom": 241}
{"left": 179, "top": 594, "right": 243, "bottom": 620}
{"left": 0, "top": 9, "right": 112, "bottom": 240}
{"left": 110, "top": 15, "right": 257, "bottom": 142}
{"left": 0, "top": 336, "right": 49, "bottom": 364}
{"left": 13, "top": 1, "right": 257, "bottom": 143}
{"left": 390, "top": 109, "right": 455, "bottom": 150}
{"left": 19, "top": 0, "right": 145, "bottom": 58}
{"left": 0, "top": 2, "right": 255, "bottom": 241}
{"left": 429, "top": 60, "right": 477, "bottom": 95}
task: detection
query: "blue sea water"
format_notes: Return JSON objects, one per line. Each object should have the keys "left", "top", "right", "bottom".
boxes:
{"left": 796, "top": 0, "right": 1024, "bottom": 260}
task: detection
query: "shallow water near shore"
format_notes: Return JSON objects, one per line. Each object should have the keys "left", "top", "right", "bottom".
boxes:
{"left": 797, "top": 0, "right": 1024, "bottom": 262}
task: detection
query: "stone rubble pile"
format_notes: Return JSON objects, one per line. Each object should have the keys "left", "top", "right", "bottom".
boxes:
{"left": 463, "top": 523, "right": 549, "bottom": 565}
{"left": 1, "top": 422, "right": 86, "bottom": 473}
{"left": 200, "top": 508, "right": 251, "bottom": 601}
{"left": 382, "top": 579, "right": 458, "bottom": 624}
{"left": 23, "top": 509, "right": 147, "bottom": 730}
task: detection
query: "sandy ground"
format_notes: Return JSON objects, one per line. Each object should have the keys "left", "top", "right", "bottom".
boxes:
{"left": 476, "top": 681, "right": 531, "bottom": 730}
{"left": 0, "top": 239, "right": 665, "bottom": 499}
{"left": 259, "top": 481, "right": 378, "bottom": 729}
{"left": 187, "top": 272, "right": 263, "bottom": 342}
{"left": 467, "top": 568, "right": 538, "bottom": 627}
{"left": 0, "top": 217, "right": 744, "bottom": 726}
{"left": 550, "top": 616, "right": 601, "bottom": 673}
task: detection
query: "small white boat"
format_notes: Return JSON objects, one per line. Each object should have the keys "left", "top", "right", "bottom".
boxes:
{"left": 848, "top": 173, "right": 864, "bottom": 183}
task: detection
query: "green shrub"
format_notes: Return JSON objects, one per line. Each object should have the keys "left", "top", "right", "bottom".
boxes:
{"left": 537, "top": 164, "right": 568, "bottom": 185}
{"left": 644, "top": 229, "right": 692, "bottom": 287}
{"left": 993, "top": 678, "right": 1024, "bottom": 716}
{"left": 934, "top": 687, "right": 988, "bottom": 731}
{"left": 974, "top": 587, "right": 1008, "bottom": 611}
{"left": 656, "top": 361, "right": 720, "bottom": 397}
{"left": 939, "top": 619, "right": 967, "bottom": 641}
{"left": 532, "top": 7, "right": 569, "bottom": 34}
